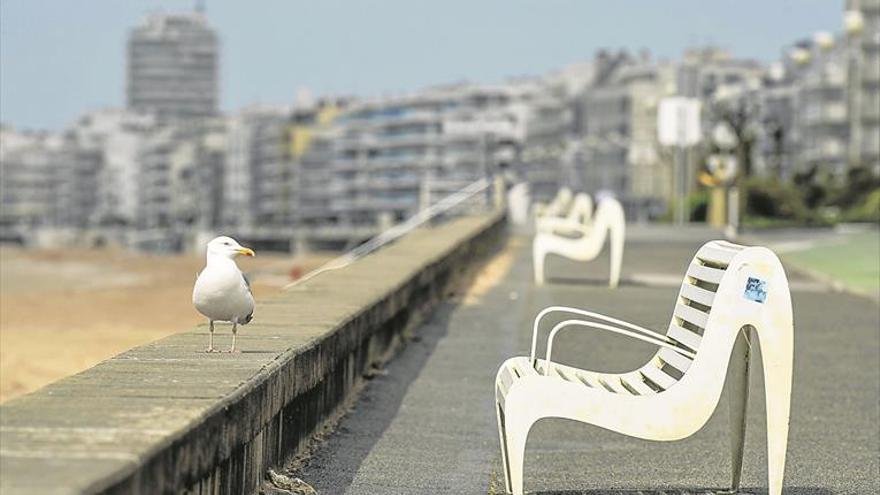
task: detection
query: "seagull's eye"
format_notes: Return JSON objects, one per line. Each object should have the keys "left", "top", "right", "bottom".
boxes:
{"left": 224, "top": 242, "right": 231, "bottom": 246}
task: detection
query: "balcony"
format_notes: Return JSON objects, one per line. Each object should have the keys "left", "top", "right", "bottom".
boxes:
{"left": 802, "top": 102, "right": 848, "bottom": 125}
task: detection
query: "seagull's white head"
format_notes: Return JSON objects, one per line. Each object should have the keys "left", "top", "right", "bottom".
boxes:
{"left": 207, "top": 236, "right": 255, "bottom": 260}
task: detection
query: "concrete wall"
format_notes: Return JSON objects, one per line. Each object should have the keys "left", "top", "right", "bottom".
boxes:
{"left": 0, "top": 212, "right": 506, "bottom": 495}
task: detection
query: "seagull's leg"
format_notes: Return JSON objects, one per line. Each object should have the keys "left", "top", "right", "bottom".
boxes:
{"left": 206, "top": 320, "right": 216, "bottom": 353}
{"left": 229, "top": 321, "right": 238, "bottom": 353}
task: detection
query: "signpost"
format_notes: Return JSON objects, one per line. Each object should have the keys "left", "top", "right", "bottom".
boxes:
{"left": 658, "top": 97, "right": 702, "bottom": 225}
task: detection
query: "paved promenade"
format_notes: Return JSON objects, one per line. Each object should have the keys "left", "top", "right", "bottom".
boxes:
{"left": 298, "top": 229, "right": 880, "bottom": 495}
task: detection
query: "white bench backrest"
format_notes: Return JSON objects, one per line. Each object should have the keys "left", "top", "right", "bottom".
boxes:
{"left": 636, "top": 241, "right": 752, "bottom": 391}
{"left": 566, "top": 193, "right": 593, "bottom": 224}
{"left": 546, "top": 187, "right": 573, "bottom": 217}
{"left": 667, "top": 240, "right": 744, "bottom": 353}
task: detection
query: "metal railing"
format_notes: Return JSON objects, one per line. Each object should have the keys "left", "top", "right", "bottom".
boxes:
{"left": 284, "top": 177, "right": 495, "bottom": 290}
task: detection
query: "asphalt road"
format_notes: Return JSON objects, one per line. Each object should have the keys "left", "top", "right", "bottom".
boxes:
{"left": 297, "top": 231, "right": 880, "bottom": 495}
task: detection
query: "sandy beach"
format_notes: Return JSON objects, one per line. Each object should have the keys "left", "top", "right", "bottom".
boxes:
{"left": 0, "top": 246, "right": 331, "bottom": 403}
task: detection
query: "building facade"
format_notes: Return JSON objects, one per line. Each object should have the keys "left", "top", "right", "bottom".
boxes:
{"left": 792, "top": 38, "right": 850, "bottom": 177}
{"left": 845, "top": 0, "right": 880, "bottom": 170}
{"left": 328, "top": 85, "right": 524, "bottom": 232}
{"left": 0, "top": 129, "right": 61, "bottom": 239}
{"left": 69, "top": 109, "right": 158, "bottom": 226}
{"left": 579, "top": 52, "right": 677, "bottom": 219}
{"left": 127, "top": 13, "right": 219, "bottom": 121}
{"left": 222, "top": 107, "right": 293, "bottom": 232}
{"left": 290, "top": 101, "right": 346, "bottom": 230}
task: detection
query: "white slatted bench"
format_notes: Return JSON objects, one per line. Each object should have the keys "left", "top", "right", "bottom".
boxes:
{"left": 532, "top": 187, "right": 573, "bottom": 221}
{"left": 532, "top": 196, "right": 626, "bottom": 288}
{"left": 496, "top": 240, "right": 794, "bottom": 495}
{"left": 536, "top": 192, "right": 593, "bottom": 235}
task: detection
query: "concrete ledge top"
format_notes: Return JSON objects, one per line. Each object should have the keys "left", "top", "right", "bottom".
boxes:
{"left": 0, "top": 212, "right": 505, "bottom": 495}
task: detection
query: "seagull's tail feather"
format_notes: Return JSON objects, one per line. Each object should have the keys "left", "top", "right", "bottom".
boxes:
{"left": 241, "top": 310, "right": 254, "bottom": 325}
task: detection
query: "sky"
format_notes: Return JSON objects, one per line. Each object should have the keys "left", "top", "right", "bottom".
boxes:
{"left": 1, "top": 1, "right": 840, "bottom": 131}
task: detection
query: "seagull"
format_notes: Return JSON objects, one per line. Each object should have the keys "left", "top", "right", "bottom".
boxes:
{"left": 193, "top": 236, "right": 256, "bottom": 352}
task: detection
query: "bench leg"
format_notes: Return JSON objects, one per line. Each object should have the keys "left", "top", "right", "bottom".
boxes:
{"left": 757, "top": 326, "right": 793, "bottom": 495}
{"left": 608, "top": 221, "right": 624, "bottom": 288}
{"left": 728, "top": 327, "right": 752, "bottom": 492}
{"left": 532, "top": 239, "right": 546, "bottom": 286}
{"left": 501, "top": 403, "right": 538, "bottom": 495}
{"left": 496, "top": 402, "right": 512, "bottom": 494}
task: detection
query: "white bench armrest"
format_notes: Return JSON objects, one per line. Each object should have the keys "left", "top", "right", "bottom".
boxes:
{"left": 543, "top": 319, "right": 696, "bottom": 376}
{"left": 530, "top": 306, "right": 671, "bottom": 365}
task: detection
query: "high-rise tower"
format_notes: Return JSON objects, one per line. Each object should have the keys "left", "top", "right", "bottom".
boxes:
{"left": 127, "top": 12, "right": 219, "bottom": 120}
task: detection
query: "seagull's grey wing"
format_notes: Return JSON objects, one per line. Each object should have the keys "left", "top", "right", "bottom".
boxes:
{"left": 241, "top": 272, "right": 252, "bottom": 294}
{"left": 241, "top": 271, "right": 255, "bottom": 324}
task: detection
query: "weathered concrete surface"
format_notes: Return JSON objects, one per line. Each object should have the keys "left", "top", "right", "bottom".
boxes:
{"left": 298, "top": 231, "right": 879, "bottom": 494}
{"left": 0, "top": 212, "right": 506, "bottom": 495}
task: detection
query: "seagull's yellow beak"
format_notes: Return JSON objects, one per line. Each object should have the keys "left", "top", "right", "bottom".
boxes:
{"left": 237, "top": 247, "right": 256, "bottom": 257}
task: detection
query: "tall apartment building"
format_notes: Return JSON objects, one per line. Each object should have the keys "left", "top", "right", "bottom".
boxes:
{"left": 518, "top": 79, "right": 574, "bottom": 201}
{"left": 223, "top": 106, "right": 293, "bottom": 231}
{"left": 0, "top": 126, "right": 105, "bottom": 238}
{"left": 845, "top": 0, "right": 880, "bottom": 170}
{"left": 290, "top": 101, "right": 346, "bottom": 229}
{"left": 137, "top": 126, "right": 182, "bottom": 230}
{"left": 192, "top": 128, "right": 227, "bottom": 231}
{"left": 581, "top": 58, "right": 638, "bottom": 199}
{"left": 752, "top": 3, "right": 879, "bottom": 181}
{"left": 328, "top": 85, "right": 523, "bottom": 231}
{"left": 133, "top": 119, "right": 226, "bottom": 250}
{"left": 69, "top": 109, "right": 158, "bottom": 226}
{"left": 52, "top": 135, "right": 103, "bottom": 229}
{"left": 573, "top": 48, "right": 766, "bottom": 219}
{"left": 676, "top": 47, "right": 764, "bottom": 101}
{"left": 127, "top": 13, "right": 219, "bottom": 121}
{"left": 753, "top": 75, "right": 800, "bottom": 179}
{"left": 579, "top": 52, "right": 678, "bottom": 218}
{"left": 790, "top": 38, "right": 850, "bottom": 177}
{"left": 0, "top": 128, "right": 61, "bottom": 239}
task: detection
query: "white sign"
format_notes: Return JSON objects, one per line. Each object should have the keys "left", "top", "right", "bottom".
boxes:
{"left": 658, "top": 97, "right": 702, "bottom": 147}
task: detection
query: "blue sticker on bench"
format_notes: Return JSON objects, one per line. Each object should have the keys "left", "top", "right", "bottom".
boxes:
{"left": 744, "top": 277, "right": 767, "bottom": 303}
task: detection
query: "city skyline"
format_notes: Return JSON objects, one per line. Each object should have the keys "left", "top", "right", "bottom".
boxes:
{"left": 1, "top": 0, "right": 840, "bottom": 130}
